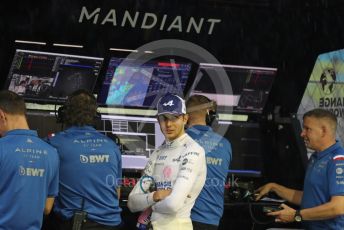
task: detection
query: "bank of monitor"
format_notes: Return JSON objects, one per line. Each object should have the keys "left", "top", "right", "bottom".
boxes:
{"left": 101, "top": 62, "right": 275, "bottom": 172}
{"left": 97, "top": 57, "right": 192, "bottom": 109}
{"left": 5, "top": 49, "right": 103, "bottom": 103}
{"left": 189, "top": 63, "right": 277, "bottom": 114}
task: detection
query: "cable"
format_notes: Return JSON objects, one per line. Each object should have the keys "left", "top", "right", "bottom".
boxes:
{"left": 251, "top": 222, "right": 255, "bottom": 230}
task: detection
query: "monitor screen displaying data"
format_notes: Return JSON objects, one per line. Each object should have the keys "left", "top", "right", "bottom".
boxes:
{"left": 98, "top": 57, "right": 192, "bottom": 109}
{"left": 6, "top": 49, "right": 103, "bottom": 102}
{"left": 189, "top": 63, "right": 277, "bottom": 114}
{"left": 102, "top": 114, "right": 165, "bottom": 170}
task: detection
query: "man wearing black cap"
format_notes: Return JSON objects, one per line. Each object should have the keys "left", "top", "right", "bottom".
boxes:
{"left": 128, "top": 93, "right": 207, "bottom": 230}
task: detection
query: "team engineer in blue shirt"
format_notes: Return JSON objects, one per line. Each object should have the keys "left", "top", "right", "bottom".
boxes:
{"left": 256, "top": 108, "right": 344, "bottom": 229}
{"left": 46, "top": 89, "right": 123, "bottom": 230}
{"left": 186, "top": 94, "right": 232, "bottom": 230}
{"left": 3, "top": 89, "right": 344, "bottom": 230}
{"left": 0, "top": 90, "right": 59, "bottom": 230}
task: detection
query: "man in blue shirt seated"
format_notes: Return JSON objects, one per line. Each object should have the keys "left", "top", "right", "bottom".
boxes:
{"left": 0, "top": 90, "right": 59, "bottom": 230}
{"left": 46, "top": 89, "right": 123, "bottom": 230}
{"left": 185, "top": 94, "right": 232, "bottom": 230}
{"left": 256, "top": 108, "right": 344, "bottom": 229}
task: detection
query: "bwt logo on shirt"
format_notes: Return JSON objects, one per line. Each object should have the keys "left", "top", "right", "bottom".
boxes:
{"left": 19, "top": 166, "right": 45, "bottom": 177}
{"left": 207, "top": 157, "right": 223, "bottom": 166}
{"left": 80, "top": 154, "right": 110, "bottom": 163}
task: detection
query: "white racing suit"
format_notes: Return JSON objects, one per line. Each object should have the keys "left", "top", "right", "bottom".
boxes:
{"left": 128, "top": 133, "right": 206, "bottom": 230}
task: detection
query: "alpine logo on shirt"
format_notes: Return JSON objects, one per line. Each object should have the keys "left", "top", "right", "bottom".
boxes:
{"left": 172, "top": 155, "right": 182, "bottom": 162}
{"left": 74, "top": 138, "right": 108, "bottom": 148}
{"left": 26, "top": 138, "right": 33, "bottom": 144}
{"left": 73, "top": 139, "right": 108, "bottom": 144}
{"left": 80, "top": 154, "right": 110, "bottom": 163}
{"left": 15, "top": 148, "right": 48, "bottom": 155}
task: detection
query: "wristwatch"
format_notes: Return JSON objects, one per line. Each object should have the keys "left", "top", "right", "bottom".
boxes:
{"left": 294, "top": 210, "right": 303, "bottom": 222}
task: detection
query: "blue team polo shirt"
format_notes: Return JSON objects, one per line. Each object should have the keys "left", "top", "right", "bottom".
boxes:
{"left": 186, "top": 125, "right": 232, "bottom": 226}
{"left": 47, "top": 126, "right": 122, "bottom": 226}
{"left": 301, "top": 142, "right": 344, "bottom": 229}
{"left": 0, "top": 129, "right": 59, "bottom": 230}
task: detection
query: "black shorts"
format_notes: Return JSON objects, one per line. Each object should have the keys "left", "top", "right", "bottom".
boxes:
{"left": 43, "top": 212, "right": 123, "bottom": 230}
{"left": 192, "top": 221, "right": 218, "bottom": 230}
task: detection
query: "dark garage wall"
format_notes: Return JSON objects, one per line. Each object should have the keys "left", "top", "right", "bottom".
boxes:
{"left": 0, "top": 0, "right": 343, "bottom": 115}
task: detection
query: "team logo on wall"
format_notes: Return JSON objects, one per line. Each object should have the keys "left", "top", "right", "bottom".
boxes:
{"left": 320, "top": 68, "right": 336, "bottom": 95}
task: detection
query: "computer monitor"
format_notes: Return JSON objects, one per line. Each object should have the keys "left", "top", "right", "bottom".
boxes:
{"left": 5, "top": 49, "right": 103, "bottom": 103}
{"left": 225, "top": 122, "right": 264, "bottom": 177}
{"left": 188, "top": 63, "right": 277, "bottom": 114}
{"left": 97, "top": 57, "right": 192, "bottom": 109}
{"left": 102, "top": 114, "right": 164, "bottom": 170}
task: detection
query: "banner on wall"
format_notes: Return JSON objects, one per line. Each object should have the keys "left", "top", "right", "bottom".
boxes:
{"left": 297, "top": 49, "right": 344, "bottom": 145}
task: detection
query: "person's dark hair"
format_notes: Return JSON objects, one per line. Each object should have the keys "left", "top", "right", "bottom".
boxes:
{"left": 0, "top": 90, "right": 26, "bottom": 115}
{"left": 63, "top": 89, "right": 97, "bottom": 127}
{"left": 186, "top": 94, "right": 217, "bottom": 113}
{"left": 303, "top": 108, "right": 337, "bottom": 132}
